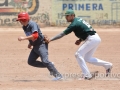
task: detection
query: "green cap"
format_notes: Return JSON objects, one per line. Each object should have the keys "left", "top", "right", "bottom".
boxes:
{"left": 64, "top": 9, "right": 75, "bottom": 15}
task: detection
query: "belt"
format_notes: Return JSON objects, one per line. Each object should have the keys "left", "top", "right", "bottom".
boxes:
{"left": 81, "top": 32, "right": 96, "bottom": 41}
{"left": 88, "top": 32, "right": 96, "bottom": 36}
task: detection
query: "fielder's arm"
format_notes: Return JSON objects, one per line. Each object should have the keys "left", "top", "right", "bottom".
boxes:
{"left": 50, "top": 32, "right": 65, "bottom": 41}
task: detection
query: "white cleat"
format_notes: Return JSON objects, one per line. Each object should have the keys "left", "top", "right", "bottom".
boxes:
{"left": 52, "top": 76, "right": 63, "bottom": 81}
{"left": 52, "top": 62, "right": 54, "bottom": 65}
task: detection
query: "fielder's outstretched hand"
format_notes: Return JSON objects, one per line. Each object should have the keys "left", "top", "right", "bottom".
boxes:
{"left": 44, "top": 35, "right": 50, "bottom": 44}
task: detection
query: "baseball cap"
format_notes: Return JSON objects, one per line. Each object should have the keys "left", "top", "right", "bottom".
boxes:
{"left": 16, "top": 12, "right": 30, "bottom": 21}
{"left": 64, "top": 9, "right": 75, "bottom": 16}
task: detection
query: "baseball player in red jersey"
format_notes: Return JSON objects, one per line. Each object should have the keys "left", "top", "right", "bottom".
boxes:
{"left": 16, "top": 12, "right": 62, "bottom": 81}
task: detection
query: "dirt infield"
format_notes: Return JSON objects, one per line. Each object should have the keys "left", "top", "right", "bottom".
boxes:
{"left": 0, "top": 27, "right": 120, "bottom": 90}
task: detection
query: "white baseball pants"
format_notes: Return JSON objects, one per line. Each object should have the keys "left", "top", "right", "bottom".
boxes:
{"left": 75, "top": 33, "right": 112, "bottom": 78}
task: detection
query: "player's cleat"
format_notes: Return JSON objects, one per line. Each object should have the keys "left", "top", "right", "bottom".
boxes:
{"left": 52, "top": 62, "right": 54, "bottom": 65}
{"left": 84, "top": 76, "right": 93, "bottom": 80}
{"left": 106, "top": 66, "right": 112, "bottom": 77}
{"left": 79, "top": 71, "right": 99, "bottom": 80}
{"left": 85, "top": 71, "right": 99, "bottom": 80}
{"left": 78, "top": 76, "right": 93, "bottom": 80}
{"left": 52, "top": 76, "right": 63, "bottom": 81}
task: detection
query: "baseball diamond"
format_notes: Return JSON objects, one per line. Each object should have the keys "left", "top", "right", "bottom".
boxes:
{"left": 0, "top": 0, "right": 120, "bottom": 89}
{"left": 0, "top": 27, "right": 119, "bottom": 90}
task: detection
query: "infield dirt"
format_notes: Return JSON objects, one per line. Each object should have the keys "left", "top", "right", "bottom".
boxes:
{"left": 0, "top": 27, "right": 120, "bottom": 90}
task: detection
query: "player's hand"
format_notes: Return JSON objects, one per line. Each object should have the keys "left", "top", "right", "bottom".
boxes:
{"left": 28, "top": 43, "right": 32, "bottom": 49}
{"left": 44, "top": 35, "right": 50, "bottom": 44}
{"left": 18, "top": 36, "right": 25, "bottom": 41}
{"left": 75, "top": 40, "right": 81, "bottom": 45}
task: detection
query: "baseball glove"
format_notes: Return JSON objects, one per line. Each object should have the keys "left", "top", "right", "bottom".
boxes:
{"left": 44, "top": 35, "right": 50, "bottom": 43}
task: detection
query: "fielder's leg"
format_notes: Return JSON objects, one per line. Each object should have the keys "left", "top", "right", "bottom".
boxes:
{"left": 75, "top": 34, "right": 101, "bottom": 79}
{"left": 84, "top": 34, "right": 112, "bottom": 76}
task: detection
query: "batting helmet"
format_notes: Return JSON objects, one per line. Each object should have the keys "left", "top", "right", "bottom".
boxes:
{"left": 16, "top": 12, "right": 30, "bottom": 21}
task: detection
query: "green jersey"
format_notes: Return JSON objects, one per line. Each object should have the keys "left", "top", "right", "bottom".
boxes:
{"left": 63, "top": 17, "right": 96, "bottom": 40}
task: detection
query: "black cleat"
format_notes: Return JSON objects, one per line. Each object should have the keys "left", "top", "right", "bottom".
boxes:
{"left": 106, "top": 66, "right": 112, "bottom": 77}
{"left": 84, "top": 71, "right": 99, "bottom": 80}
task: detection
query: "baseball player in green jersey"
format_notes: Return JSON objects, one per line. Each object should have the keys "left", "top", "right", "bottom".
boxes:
{"left": 48, "top": 9, "right": 113, "bottom": 80}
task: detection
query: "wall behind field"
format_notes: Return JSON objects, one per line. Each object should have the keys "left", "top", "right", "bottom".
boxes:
{"left": 0, "top": 0, "right": 120, "bottom": 27}
{"left": 0, "top": 0, "right": 51, "bottom": 27}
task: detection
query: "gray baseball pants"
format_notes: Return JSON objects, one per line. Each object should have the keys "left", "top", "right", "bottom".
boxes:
{"left": 28, "top": 43, "right": 61, "bottom": 77}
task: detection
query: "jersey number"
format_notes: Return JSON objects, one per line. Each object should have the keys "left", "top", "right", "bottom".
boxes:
{"left": 78, "top": 18, "right": 91, "bottom": 28}
{"left": 82, "top": 20, "right": 91, "bottom": 28}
